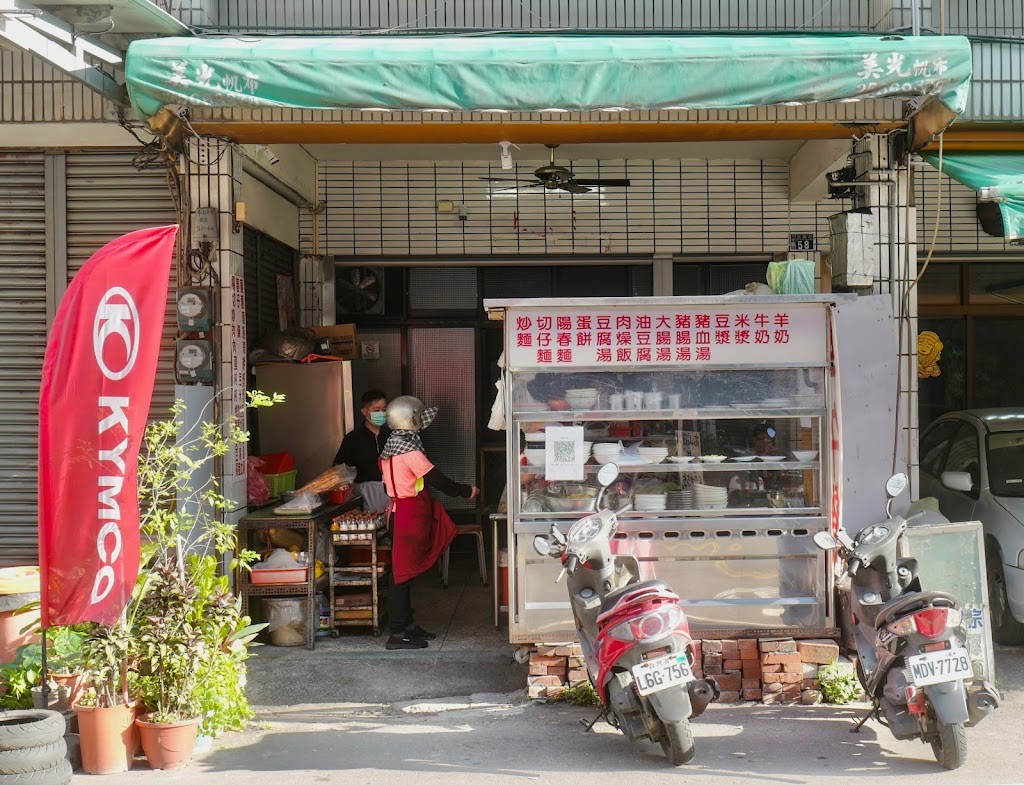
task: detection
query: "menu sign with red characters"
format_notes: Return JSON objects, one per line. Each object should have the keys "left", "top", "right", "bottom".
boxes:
{"left": 506, "top": 303, "right": 826, "bottom": 369}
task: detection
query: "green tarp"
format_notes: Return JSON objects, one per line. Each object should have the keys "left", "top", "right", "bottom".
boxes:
{"left": 125, "top": 34, "right": 972, "bottom": 129}
{"left": 922, "top": 152, "right": 1024, "bottom": 242}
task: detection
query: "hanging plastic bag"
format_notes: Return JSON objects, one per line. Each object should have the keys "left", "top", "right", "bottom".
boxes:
{"left": 767, "top": 260, "right": 815, "bottom": 295}
{"left": 247, "top": 456, "right": 271, "bottom": 505}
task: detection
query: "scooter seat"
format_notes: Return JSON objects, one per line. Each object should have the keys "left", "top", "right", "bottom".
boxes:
{"left": 874, "top": 590, "right": 960, "bottom": 629}
{"left": 599, "top": 579, "right": 675, "bottom": 616}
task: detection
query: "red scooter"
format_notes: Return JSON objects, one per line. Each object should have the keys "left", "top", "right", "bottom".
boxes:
{"left": 533, "top": 464, "right": 718, "bottom": 766}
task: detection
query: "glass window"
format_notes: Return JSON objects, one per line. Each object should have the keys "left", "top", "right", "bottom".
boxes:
{"left": 974, "top": 319, "right": 1024, "bottom": 409}
{"left": 987, "top": 431, "right": 1024, "bottom": 498}
{"left": 920, "top": 420, "right": 960, "bottom": 478}
{"left": 944, "top": 423, "right": 981, "bottom": 489}
{"left": 919, "top": 264, "right": 962, "bottom": 305}
{"left": 917, "top": 318, "right": 966, "bottom": 430}
{"left": 969, "top": 264, "right": 1024, "bottom": 305}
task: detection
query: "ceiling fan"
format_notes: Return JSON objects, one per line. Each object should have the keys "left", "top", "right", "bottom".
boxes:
{"left": 481, "top": 145, "right": 631, "bottom": 194}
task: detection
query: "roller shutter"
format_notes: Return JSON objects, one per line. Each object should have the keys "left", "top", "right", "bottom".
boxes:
{"left": 65, "top": 152, "right": 179, "bottom": 421}
{"left": 0, "top": 153, "right": 47, "bottom": 566}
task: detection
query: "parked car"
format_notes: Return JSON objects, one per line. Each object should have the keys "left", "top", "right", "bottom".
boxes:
{"left": 919, "top": 409, "right": 1024, "bottom": 644}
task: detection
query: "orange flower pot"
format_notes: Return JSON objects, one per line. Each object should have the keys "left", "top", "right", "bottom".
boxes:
{"left": 136, "top": 714, "right": 200, "bottom": 770}
{"left": 75, "top": 701, "right": 139, "bottom": 774}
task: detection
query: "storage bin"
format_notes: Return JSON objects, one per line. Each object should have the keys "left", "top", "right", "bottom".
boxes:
{"left": 250, "top": 567, "right": 306, "bottom": 584}
{"left": 261, "top": 469, "right": 297, "bottom": 497}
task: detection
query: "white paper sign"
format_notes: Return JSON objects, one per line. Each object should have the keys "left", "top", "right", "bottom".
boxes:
{"left": 506, "top": 303, "right": 826, "bottom": 369}
{"left": 545, "top": 426, "right": 586, "bottom": 481}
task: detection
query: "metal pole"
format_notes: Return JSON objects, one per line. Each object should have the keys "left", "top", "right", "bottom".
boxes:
{"left": 40, "top": 627, "right": 49, "bottom": 706}
{"left": 911, "top": 0, "right": 922, "bottom": 36}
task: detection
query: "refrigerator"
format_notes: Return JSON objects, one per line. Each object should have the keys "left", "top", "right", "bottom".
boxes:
{"left": 253, "top": 361, "right": 368, "bottom": 486}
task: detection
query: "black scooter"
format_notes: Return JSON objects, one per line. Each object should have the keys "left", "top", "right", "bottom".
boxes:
{"left": 814, "top": 472, "right": 1000, "bottom": 770}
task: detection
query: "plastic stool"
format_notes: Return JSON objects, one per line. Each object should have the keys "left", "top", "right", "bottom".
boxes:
{"left": 440, "top": 524, "right": 488, "bottom": 588}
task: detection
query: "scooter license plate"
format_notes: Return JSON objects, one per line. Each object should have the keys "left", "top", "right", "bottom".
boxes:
{"left": 631, "top": 654, "right": 694, "bottom": 697}
{"left": 906, "top": 647, "right": 973, "bottom": 687}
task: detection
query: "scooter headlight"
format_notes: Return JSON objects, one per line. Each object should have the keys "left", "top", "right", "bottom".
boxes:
{"left": 569, "top": 516, "right": 602, "bottom": 544}
{"left": 607, "top": 605, "right": 686, "bottom": 643}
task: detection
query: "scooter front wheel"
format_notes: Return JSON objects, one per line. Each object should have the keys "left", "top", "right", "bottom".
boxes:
{"left": 930, "top": 722, "right": 967, "bottom": 770}
{"left": 659, "top": 719, "right": 695, "bottom": 766}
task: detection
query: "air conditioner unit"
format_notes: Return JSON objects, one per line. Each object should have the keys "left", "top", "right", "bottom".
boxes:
{"left": 828, "top": 211, "right": 877, "bottom": 289}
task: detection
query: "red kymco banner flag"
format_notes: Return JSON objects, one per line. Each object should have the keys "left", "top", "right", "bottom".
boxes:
{"left": 39, "top": 225, "right": 179, "bottom": 627}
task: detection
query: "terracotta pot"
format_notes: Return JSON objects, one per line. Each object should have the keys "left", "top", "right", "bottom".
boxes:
{"left": 136, "top": 714, "right": 200, "bottom": 770}
{"left": 74, "top": 701, "right": 139, "bottom": 774}
{"left": 50, "top": 672, "right": 84, "bottom": 708}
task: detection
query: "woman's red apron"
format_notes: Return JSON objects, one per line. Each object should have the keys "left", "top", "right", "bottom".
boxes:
{"left": 388, "top": 462, "right": 457, "bottom": 585}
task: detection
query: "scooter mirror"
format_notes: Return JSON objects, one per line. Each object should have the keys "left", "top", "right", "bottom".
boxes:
{"left": 813, "top": 531, "right": 839, "bottom": 551}
{"left": 549, "top": 524, "right": 567, "bottom": 547}
{"left": 596, "top": 463, "right": 619, "bottom": 487}
{"left": 533, "top": 535, "right": 553, "bottom": 557}
{"left": 885, "top": 472, "right": 909, "bottom": 498}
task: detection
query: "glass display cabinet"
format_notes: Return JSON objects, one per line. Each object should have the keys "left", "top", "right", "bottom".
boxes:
{"left": 485, "top": 296, "right": 842, "bottom": 644}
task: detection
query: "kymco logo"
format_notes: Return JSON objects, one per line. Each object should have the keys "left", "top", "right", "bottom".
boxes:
{"left": 93, "top": 287, "right": 140, "bottom": 381}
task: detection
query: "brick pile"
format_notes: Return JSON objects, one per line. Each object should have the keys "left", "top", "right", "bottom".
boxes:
{"left": 526, "top": 636, "right": 841, "bottom": 704}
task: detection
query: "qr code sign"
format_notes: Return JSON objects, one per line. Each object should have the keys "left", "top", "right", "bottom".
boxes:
{"left": 552, "top": 440, "right": 576, "bottom": 463}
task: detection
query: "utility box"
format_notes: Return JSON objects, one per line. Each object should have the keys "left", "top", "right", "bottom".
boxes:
{"left": 828, "top": 211, "right": 877, "bottom": 289}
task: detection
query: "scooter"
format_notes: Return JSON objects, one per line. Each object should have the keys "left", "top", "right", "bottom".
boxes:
{"left": 813, "top": 472, "right": 1000, "bottom": 770}
{"left": 532, "top": 464, "right": 717, "bottom": 766}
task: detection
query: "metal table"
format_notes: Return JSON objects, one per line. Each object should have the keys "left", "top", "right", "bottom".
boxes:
{"left": 238, "top": 498, "right": 361, "bottom": 650}
{"left": 492, "top": 512, "right": 508, "bottom": 629}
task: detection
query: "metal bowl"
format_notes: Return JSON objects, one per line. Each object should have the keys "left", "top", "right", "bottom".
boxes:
{"left": 543, "top": 491, "right": 598, "bottom": 513}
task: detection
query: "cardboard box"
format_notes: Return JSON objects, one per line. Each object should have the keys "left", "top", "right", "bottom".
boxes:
{"left": 309, "top": 324, "right": 358, "bottom": 360}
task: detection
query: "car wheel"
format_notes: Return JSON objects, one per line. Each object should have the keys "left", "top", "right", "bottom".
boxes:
{"left": 987, "top": 552, "right": 1024, "bottom": 645}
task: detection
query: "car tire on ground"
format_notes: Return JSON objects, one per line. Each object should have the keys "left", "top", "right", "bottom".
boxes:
{"left": 0, "top": 759, "right": 72, "bottom": 785}
{"left": 987, "top": 549, "right": 1024, "bottom": 646}
{"left": 0, "top": 713, "right": 65, "bottom": 752}
{"left": 0, "top": 740, "right": 67, "bottom": 775}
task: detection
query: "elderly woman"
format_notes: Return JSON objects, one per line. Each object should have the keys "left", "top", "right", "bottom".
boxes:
{"left": 380, "top": 396, "right": 479, "bottom": 650}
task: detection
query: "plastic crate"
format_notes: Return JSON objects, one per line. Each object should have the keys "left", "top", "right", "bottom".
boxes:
{"left": 250, "top": 567, "right": 306, "bottom": 584}
{"left": 262, "top": 469, "right": 297, "bottom": 497}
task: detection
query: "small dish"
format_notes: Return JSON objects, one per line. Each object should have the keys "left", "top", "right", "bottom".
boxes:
{"left": 700, "top": 455, "right": 728, "bottom": 463}
{"left": 731, "top": 456, "right": 758, "bottom": 462}
{"left": 667, "top": 456, "right": 695, "bottom": 463}
{"left": 758, "top": 455, "right": 788, "bottom": 463}
{"left": 792, "top": 450, "right": 819, "bottom": 462}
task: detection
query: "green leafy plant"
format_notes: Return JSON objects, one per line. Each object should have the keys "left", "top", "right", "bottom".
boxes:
{"left": 78, "top": 390, "right": 278, "bottom": 723}
{"left": 0, "top": 626, "right": 88, "bottom": 709}
{"left": 817, "top": 661, "right": 860, "bottom": 705}
{"left": 548, "top": 680, "right": 601, "bottom": 707}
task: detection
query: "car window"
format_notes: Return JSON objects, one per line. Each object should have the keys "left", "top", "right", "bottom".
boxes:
{"left": 944, "top": 424, "right": 981, "bottom": 490}
{"left": 987, "top": 432, "right": 1024, "bottom": 497}
{"left": 920, "top": 421, "right": 960, "bottom": 478}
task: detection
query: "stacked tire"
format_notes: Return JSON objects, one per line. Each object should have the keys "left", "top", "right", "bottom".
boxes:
{"left": 0, "top": 711, "right": 71, "bottom": 785}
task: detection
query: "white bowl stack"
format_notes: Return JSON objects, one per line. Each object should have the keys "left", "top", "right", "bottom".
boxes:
{"left": 565, "top": 388, "right": 599, "bottom": 410}
{"left": 636, "top": 446, "right": 669, "bottom": 464}
{"left": 694, "top": 483, "right": 729, "bottom": 509}
{"left": 524, "top": 448, "right": 546, "bottom": 466}
{"left": 634, "top": 492, "right": 668, "bottom": 512}
{"left": 592, "top": 443, "right": 623, "bottom": 465}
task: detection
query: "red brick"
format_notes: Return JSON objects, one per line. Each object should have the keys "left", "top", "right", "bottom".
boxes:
{"left": 552, "top": 646, "right": 575, "bottom": 656}
{"left": 722, "top": 659, "right": 742, "bottom": 671}
{"left": 722, "top": 640, "right": 740, "bottom": 653}
{"left": 743, "top": 689, "right": 763, "bottom": 701}
{"left": 742, "top": 678, "right": 760, "bottom": 690}
{"left": 528, "top": 684, "right": 547, "bottom": 698}
{"left": 702, "top": 640, "right": 724, "bottom": 654}
{"left": 703, "top": 653, "right": 722, "bottom": 665}
{"left": 759, "top": 639, "right": 797, "bottom": 654}
{"left": 546, "top": 665, "right": 568, "bottom": 676}
{"left": 528, "top": 675, "right": 564, "bottom": 687}
{"left": 718, "top": 690, "right": 741, "bottom": 703}
{"left": 738, "top": 639, "right": 759, "bottom": 653}
{"left": 547, "top": 685, "right": 566, "bottom": 698}
{"left": 762, "top": 652, "right": 802, "bottom": 666}
{"left": 740, "top": 651, "right": 761, "bottom": 662}
{"left": 704, "top": 665, "right": 723, "bottom": 675}
{"left": 802, "top": 678, "right": 818, "bottom": 690}
{"left": 569, "top": 669, "right": 589, "bottom": 683}
{"left": 797, "top": 639, "right": 839, "bottom": 665}
{"left": 568, "top": 656, "right": 586, "bottom": 669}
{"left": 530, "top": 655, "right": 565, "bottom": 666}
{"left": 529, "top": 663, "right": 548, "bottom": 675}
{"left": 534, "top": 645, "right": 561, "bottom": 656}
{"left": 763, "top": 672, "right": 802, "bottom": 684}
{"left": 716, "top": 674, "right": 742, "bottom": 691}
{"left": 761, "top": 663, "right": 782, "bottom": 674}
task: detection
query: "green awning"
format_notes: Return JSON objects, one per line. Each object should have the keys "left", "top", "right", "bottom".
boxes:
{"left": 126, "top": 34, "right": 972, "bottom": 141}
{"left": 922, "top": 152, "right": 1024, "bottom": 241}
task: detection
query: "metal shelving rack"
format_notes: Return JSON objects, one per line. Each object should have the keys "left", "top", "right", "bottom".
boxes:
{"left": 329, "top": 527, "right": 389, "bottom": 636}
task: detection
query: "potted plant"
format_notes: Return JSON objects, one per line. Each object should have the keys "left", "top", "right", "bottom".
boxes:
{"left": 0, "top": 625, "right": 85, "bottom": 712}
{"left": 45, "top": 626, "right": 85, "bottom": 707}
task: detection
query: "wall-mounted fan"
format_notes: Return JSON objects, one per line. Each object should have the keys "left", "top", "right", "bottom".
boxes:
{"left": 336, "top": 266, "right": 384, "bottom": 315}
{"left": 481, "top": 144, "right": 631, "bottom": 194}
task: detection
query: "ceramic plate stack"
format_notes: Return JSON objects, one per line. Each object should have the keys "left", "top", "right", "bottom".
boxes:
{"left": 565, "top": 388, "right": 599, "bottom": 410}
{"left": 667, "top": 488, "right": 696, "bottom": 510}
{"left": 592, "top": 443, "right": 623, "bottom": 465}
{"left": 634, "top": 492, "right": 668, "bottom": 512}
{"left": 694, "top": 483, "right": 729, "bottom": 510}
{"left": 637, "top": 446, "right": 669, "bottom": 464}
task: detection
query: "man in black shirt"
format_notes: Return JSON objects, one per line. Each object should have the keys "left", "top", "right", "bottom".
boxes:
{"left": 335, "top": 389, "right": 391, "bottom": 511}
